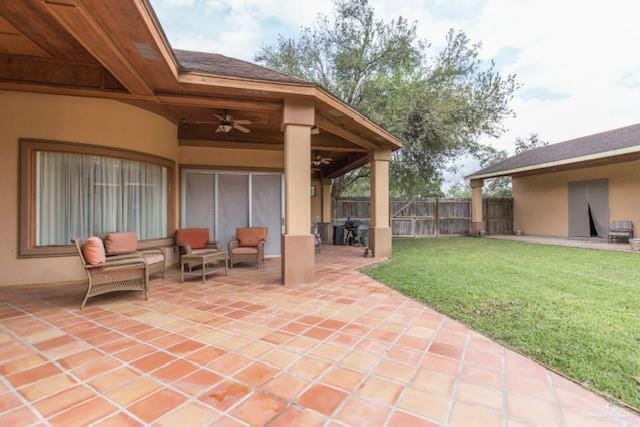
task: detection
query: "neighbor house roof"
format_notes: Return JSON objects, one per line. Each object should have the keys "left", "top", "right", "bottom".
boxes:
{"left": 468, "top": 123, "right": 640, "bottom": 179}
{"left": 174, "top": 49, "right": 309, "bottom": 85}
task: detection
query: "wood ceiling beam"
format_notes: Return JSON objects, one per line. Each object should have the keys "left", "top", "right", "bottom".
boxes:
{"left": 179, "top": 138, "right": 366, "bottom": 153}
{"left": 0, "top": 81, "right": 154, "bottom": 102}
{"left": 325, "top": 154, "right": 369, "bottom": 179}
{"left": 43, "top": 0, "right": 153, "bottom": 95}
{"left": 315, "top": 115, "right": 379, "bottom": 151}
{"left": 157, "top": 93, "right": 281, "bottom": 113}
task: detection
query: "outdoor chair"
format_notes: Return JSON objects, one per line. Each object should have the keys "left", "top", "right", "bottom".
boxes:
{"left": 175, "top": 228, "right": 219, "bottom": 271}
{"left": 228, "top": 227, "right": 267, "bottom": 269}
{"left": 97, "top": 232, "right": 165, "bottom": 279}
{"left": 72, "top": 238, "right": 149, "bottom": 309}
{"left": 608, "top": 220, "right": 633, "bottom": 243}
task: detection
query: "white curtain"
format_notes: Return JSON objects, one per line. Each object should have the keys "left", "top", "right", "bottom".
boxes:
{"left": 36, "top": 151, "right": 167, "bottom": 245}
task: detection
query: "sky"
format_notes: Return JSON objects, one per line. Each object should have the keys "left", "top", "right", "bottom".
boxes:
{"left": 150, "top": 0, "right": 640, "bottom": 184}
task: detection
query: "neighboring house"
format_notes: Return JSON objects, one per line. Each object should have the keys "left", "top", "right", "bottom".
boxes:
{"left": 467, "top": 124, "right": 640, "bottom": 238}
{"left": 0, "top": 0, "right": 399, "bottom": 287}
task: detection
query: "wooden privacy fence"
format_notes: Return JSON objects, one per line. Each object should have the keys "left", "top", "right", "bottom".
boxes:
{"left": 333, "top": 197, "right": 513, "bottom": 237}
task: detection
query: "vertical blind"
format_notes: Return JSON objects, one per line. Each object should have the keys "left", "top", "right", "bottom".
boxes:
{"left": 36, "top": 151, "right": 167, "bottom": 245}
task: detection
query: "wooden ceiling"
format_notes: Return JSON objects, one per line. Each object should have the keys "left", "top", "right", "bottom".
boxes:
{"left": 0, "top": 0, "right": 400, "bottom": 178}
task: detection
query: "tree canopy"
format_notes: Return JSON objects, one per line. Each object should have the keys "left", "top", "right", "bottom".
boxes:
{"left": 256, "top": 0, "right": 519, "bottom": 197}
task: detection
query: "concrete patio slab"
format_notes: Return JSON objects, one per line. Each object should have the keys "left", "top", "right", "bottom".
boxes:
{"left": 488, "top": 234, "right": 638, "bottom": 253}
{"left": 0, "top": 245, "right": 637, "bottom": 426}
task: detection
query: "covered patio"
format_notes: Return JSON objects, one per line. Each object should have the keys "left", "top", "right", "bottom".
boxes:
{"left": 1, "top": 245, "right": 638, "bottom": 426}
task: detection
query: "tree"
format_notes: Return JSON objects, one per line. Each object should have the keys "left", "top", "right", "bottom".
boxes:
{"left": 515, "top": 133, "right": 548, "bottom": 153}
{"left": 256, "top": 0, "right": 518, "bottom": 197}
{"left": 476, "top": 146, "right": 512, "bottom": 197}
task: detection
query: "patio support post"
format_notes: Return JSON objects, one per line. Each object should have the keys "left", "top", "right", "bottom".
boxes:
{"left": 470, "top": 178, "right": 484, "bottom": 236}
{"left": 369, "top": 149, "right": 392, "bottom": 258}
{"left": 321, "top": 179, "right": 332, "bottom": 242}
{"left": 282, "top": 98, "right": 315, "bottom": 285}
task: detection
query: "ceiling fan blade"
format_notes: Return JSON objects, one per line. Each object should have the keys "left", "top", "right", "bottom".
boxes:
{"left": 215, "top": 126, "right": 225, "bottom": 133}
{"left": 191, "top": 120, "right": 217, "bottom": 124}
{"left": 233, "top": 120, "right": 251, "bottom": 125}
{"left": 321, "top": 159, "right": 332, "bottom": 164}
{"left": 234, "top": 124, "right": 251, "bottom": 133}
{"left": 214, "top": 114, "right": 225, "bottom": 121}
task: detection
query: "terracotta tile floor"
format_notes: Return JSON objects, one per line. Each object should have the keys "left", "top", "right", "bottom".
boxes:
{"left": 0, "top": 245, "right": 638, "bottom": 426}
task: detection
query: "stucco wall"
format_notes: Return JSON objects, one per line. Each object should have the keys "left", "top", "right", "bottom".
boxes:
{"left": 0, "top": 91, "right": 179, "bottom": 286}
{"left": 179, "top": 144, "right": 283, "bottom": 170}
{"left": 311, "top": 178, "right": 323, "bottom": 224}
{"left": 512, "top": 160, "right": 640, "bottom": 237}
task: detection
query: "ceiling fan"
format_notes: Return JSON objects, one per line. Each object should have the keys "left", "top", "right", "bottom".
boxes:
{"left": 182, "top": 110, "right": 252, "bottom": 134}
{"left": 311, "top": 152, "right": 332, "bottom": 171}
{"left": 215, "top": 110, "right": 251, "bottom": 133}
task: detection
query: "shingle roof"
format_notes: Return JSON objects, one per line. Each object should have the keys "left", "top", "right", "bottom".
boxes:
{"left": 174, "top": 49, "right": 310, "bottom": 85}
{"left": 469, "top": 123, "right": 640, "bottom": 178}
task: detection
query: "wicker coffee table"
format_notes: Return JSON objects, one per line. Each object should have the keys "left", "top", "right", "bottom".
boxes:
{"left": 180, "top": 250, "right": 228, "bottom": 283}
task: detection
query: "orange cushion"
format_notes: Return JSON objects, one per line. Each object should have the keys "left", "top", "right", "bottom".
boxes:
{"left": 236, "top": 227, "right": 267, "bottom": 247}
{"left": 176, "top": 228, "right": 210, "bottom": 250}
{"left": 232, "top": 246, "right": 258, "bottom": 254}
{"left": 82, "top": 237, "right": 105, "bottom": 265}
{"left": 104, "top": 232, "right": 138, "bottom": 255}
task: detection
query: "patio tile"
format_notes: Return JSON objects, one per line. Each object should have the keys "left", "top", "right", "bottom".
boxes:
{"left": 322, "top": 366, "right": 363, "bottom": 391}
{"left": 33, "top": 385, "right": 95, "bottom": 418}
{"left": 374, "top": 359, "right": 416, "bottom": 382}
{"left": 71, "top": 355, "right": 121, "bottom": 380}
{"left": 234, "top": 361, "right": 279, "bottom": 387}
{"left": 155, "top": 401, "right": 219, "bottom": 427}
{"left": 174, "top": 369, "right": 223, "bottom": 396}
{"left": 209, "top": 353, "right": 252, "bottom": 375}
{"left": 336, "top": 395, "right": 391, "bottom": 425}
{"left": 93, "top": 412, "right": 142, "bottom": 427}
{"left": 185, "top": 345, "right": 227, "bottom": 365}
{"left": 455, "top": 381, "right": 503, "bottom": 410}
{"left": 231, "top": 392, "right": 285, "bottom": 426}
{"left": 106, "top": 376, "right": 163, "bottom": 406}
{"left": 398, "top": 387, "right": 449, "bottom": 423}
{"left": 358, "top": 375, "right": 403, "bottom": 405}
{"left": 18, "top": 373, "right": 76, "bottom": 401}
{"left": 289, "top": 357, "right": 330, "bottom": 379}
{"left": 199, "top": 380, "right": 251, "bottom": 411}
{"left": 508, "top": 394, "right": 564, "bottom": 427}
{"left": 261, "top": 372, "right": 310, "bottom": 400}
{"left": 0, "top": 407, "right": 40, "bottom": 426}
{"left": 388, "top": 410, "right": 439, "bottom": 427}
{"left": 0, "top": 391, "right": 22, "bottom": 413}
{"left": 8, "top": 362, "right": 61, "bottom": 388}
{"left": 269, "top": 406, "right": 324, "bottom": 427}
{"left": 153, "top": 359, "right": 199, "bottom": 383}
{"left": 297, "top": 384, "right": 347, "bottom": 416}
{"left": 166, "top": 339, "right": 205, "bottom": 356}
{"left": 130, "top": 351, "right": 175, "bottom": 372}
{"left": 89, "top": 367, "right": 139, "bottom": 393}
{"left": 0, "top": 353, "right": 48, "bottom": 375}
{"left": 411, "top": 369, "right": 455, "bottom": 397}
{"left": 50, "top": 396, "right": 117, "bottom": 427}
{"left": 128, "top": 388, "right": 186, "bottom": 424}
{"left": 259, "top": 348, "right": 299, "bottom": 369}
{"left": 449, "top": 402, "right": 502, "bottom": 427}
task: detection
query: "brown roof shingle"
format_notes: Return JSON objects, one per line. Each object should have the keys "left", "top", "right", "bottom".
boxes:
{"left": 174, "top": 49, "right": 310, "bottom": 85}
{"left": 469, "top": 123, "right": 640, "bottom": 178}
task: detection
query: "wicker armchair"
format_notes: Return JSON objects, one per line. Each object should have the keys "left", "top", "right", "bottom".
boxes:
{"left": 175, "top": 228, "right": 219, "bottom": 271}
{"left": 228, "top": 227, "right": 267, "bottom": 269}
{"left": 72, "top": 239, "right": 149, "bottom": 309}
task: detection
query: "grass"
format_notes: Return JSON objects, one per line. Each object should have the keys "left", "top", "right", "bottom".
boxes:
{"left": 364, "top": 237, "right": 640, "bottom": 409}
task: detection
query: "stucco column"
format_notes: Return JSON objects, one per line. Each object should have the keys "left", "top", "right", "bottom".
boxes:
{"left": 282, "top": 98, "right": 315, "bottom": 285}
{"left": 369, "top": 149, "right": 392, "bottom": 258}
{"left": 470, "top": 178, "right": 484, "bottom": 235}
{"left": 321, "top": 179, "right": 332, "bottom": 242}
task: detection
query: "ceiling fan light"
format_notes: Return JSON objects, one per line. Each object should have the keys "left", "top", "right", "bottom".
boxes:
{"left": 221, "top": 124, "right": 232, "bottom": 132}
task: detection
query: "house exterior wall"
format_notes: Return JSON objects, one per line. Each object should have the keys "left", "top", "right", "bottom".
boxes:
{"left": 179, "top": 144, "right": 284, "bottom": 170}
{"left": 0, "top": 91, "right": 179, "bottom": 286}
{"left": 512, "top": 160, "right": 640, "bottom": 237}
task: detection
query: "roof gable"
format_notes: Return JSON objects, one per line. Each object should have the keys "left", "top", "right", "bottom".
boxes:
{"left": 469, "top": 123, "right": 640, "bottom": 178}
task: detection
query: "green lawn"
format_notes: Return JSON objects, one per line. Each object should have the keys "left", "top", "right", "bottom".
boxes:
{"left": 364, "top": 237, "right": 640, "bottom": 409}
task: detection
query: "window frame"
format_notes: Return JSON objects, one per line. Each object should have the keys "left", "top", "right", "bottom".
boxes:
{"left": 19, "top": 139, "right": 175, "bottom": 258}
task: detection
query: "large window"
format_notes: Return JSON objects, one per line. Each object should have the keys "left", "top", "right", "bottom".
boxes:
{"left": 20, "top": 140, "right": 174, "bottom": 257}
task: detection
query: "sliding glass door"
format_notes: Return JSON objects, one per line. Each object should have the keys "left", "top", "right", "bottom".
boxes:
{"left": 182, "top": 170, "right": 283, "bottom": 256}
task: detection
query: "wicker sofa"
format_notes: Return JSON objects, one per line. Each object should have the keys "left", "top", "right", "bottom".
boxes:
{"left": 72, "top": 238, "right": 149, "bottom": 309}
{"left": 228, "top": 227, "right": 267, "bottom": 269}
